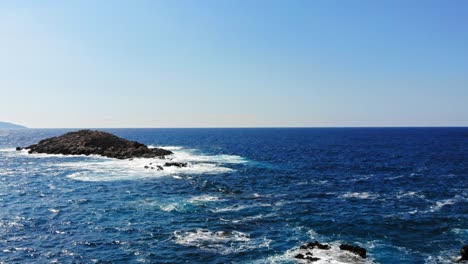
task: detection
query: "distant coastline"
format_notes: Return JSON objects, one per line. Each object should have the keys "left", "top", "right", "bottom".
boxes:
{"left": 0, "top": 121, "right": 27, "bottom": 129}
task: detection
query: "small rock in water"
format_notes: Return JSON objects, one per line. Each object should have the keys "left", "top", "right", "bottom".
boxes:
{"left": 16, "top": 147, "right": 23, "bottom": 151}
{"left": 144, "top": 166, "right": 149, "bottom": 169}
{"left": 339, "top": 244, "right": 366, "bottom": 258}
{"left": 156, "top": 166, "right": 163, "bottom": 171}
{"left": 294, "top": 253, "right": 320, "bottom": 262}
{"left": 164, "top": 162, "right": 188, "bottom": 168}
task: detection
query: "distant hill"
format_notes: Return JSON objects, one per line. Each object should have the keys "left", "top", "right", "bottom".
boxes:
{"left": 0, "top": 121, "right": 27, "bottom": 129}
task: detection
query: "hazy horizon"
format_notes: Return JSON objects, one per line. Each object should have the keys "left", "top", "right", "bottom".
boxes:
{"left": 1, "top": 1, "right": 467, "bottom": 128}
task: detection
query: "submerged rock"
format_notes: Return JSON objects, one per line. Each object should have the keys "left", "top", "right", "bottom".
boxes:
{"left": 457, "top": 245, "right": 468, "bottom": 262}
{"left": 24, "top": 130, "right": 172, "bottom": 159}
{"left": 339, "top": 244, "right": 366, "bottom": 259}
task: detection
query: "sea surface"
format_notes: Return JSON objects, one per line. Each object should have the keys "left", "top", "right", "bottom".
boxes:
{"left": 0, "top": 128, "right": 467, "bottom": 263}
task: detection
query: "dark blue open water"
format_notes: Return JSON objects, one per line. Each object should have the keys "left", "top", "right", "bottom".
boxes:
{"left": 0, "top": 128, "right": 467, "bottom": 263}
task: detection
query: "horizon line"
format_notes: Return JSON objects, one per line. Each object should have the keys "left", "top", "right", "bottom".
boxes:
{"left": 19, "top": 125, "right": 468, "bottom": 129}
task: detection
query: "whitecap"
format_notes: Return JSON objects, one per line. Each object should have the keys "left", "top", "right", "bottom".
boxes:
{"left": 158, "top": 203, "right": 180, "bottom": 212}
{"left": 230, "top": 213, "right": 276, "bottom": 223}
{"left": 340, "top": 192, "right": 379, "bottom": 200}
{"left": 210, "top": 203, "right": 272, "bottom": 213}
{"left": 395, "top": 191, "right": 425, "bottom": 199}
{"left": 429, "top": 198, "right": 457, "bottom": 212}
{"left": 186, "top": 195, "right": 224, "bottom": 203}
{"left": 452, "top": 228, "right": 468, "bottom": 235}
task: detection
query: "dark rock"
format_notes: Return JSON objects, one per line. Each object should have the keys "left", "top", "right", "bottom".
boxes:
{"left": 16, "top": 147, "right": 23, "bottom": 151}
{"left": 294, "top": 253, "right": 320, "bottom": 262}
{"left": 144, "top": 166, "right": 149, "bottom": 169}
{"left": 164, "top": 162, "right": 187, "bottom": 168}
{"left": 22, "top": 130, "right": 172, "bottom": 159}
{"left": 457, "top": 245, "right": 468, "bottom": 262}
{"left": 339, "top": 244, "right": 366, "bottom": 258}
{"left": 156, "top": 166, "right": 163, "bottom": 171}
{"left": 300, "top": 241, "right": 330, "bottom": 250}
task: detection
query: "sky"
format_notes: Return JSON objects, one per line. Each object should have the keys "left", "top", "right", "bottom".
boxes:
{"left": 0, "top": 0, "right": 467, "bottom": 128}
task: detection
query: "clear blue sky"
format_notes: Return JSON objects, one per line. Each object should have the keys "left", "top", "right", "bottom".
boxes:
{"left": 1, "top": 0, "right": 467, "bottom": 128}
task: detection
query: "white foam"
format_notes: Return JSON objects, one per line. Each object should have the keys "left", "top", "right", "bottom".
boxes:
{"left": 148, "top": 145, "right": 183, "bottom": 151}
{"left": 158, "top": 203, "right": 182, "bottom": 212}
{"left": 137, "top": 194, "right": 225, "bottom": 213}
{"left": 429, "top": 198, "right": 457, "bottom": 212}
{"left": 186, "top": 195, "right": 224, "bottom": 203}
{"left": 414, "top": 195, "right": 467, "bottom": 214}
{"left": 395, "top": 191, "right": 425, "bottom": 199}
{"left": 210, "top": 203, "right": 272, "bottom": 213}
{"left": 173, "top": 229, "right": 271, "bottom": 255}
{"left": 340, "top": 192, "right": 379, "bottom": 200}
{"left": 0, "top": 148, "right": 15, "bottom": 152}
{"left": 2, "top": 146, "right": 247, "bottom": 182}
{"left": 230, "top": 213, "right": 276, "bottom": 223}
{"left": 425, "top": 252, "right": 460, "bottom": 264}
{"left": 452, "top": 228, "right": 468, "bottom": 235}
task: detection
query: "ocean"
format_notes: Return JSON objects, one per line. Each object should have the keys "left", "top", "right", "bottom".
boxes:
{"left": 0, "top": 128, "right": 467, "bottom": 263}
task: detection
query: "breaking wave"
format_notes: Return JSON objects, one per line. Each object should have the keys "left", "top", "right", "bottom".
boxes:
{"left": 2, "top": 146, "right": 248, "bottom": 182}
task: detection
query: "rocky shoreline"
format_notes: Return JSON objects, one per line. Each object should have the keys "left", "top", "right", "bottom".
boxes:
{"left": 18, "top": 129, "right": 172, "bottom": 159}
{"left": 293, "top": 241, "right": 467, "bottom": 263}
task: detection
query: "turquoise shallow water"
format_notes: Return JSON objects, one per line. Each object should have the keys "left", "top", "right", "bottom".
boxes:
{"left": 0, "top": 128, "right": 467, "bottom": 263}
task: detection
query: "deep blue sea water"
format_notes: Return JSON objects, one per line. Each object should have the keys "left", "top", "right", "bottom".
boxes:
{"left": 0, "top": 128, "right": 467, "bottom": 263}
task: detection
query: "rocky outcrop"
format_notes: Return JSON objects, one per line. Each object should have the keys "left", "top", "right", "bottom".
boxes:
{"left": 457, "top": 245, "right": 468, "bottom": 263}
{"left": 339, "top": 244, "right": 366, "bottom": 259}
{"left": 23, "top": 130, "right": 172, "bottom": 159}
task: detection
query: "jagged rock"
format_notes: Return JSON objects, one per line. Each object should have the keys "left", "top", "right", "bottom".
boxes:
{"left": 339, "top": 244, "right": 366, "bottom": 258}
{"left": 457, "top": 245, "right": 468, "bottom": 263}
{"left": 300, "top": 241, "right": 330, "bottom": 250}
{"left": 164, "top": 162, "right": 187, "bottom": 168}
{"left": 294, "top": 253, "right": 320, "bottom": 262}
{"left": 16, "top": 147, "right": 23, "bottom": 151}
{"left": 156, "top": 165, "right": 163, "bottom": 171}
{"left": 23, "top": 130, "right": 172, "bottom": 159}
